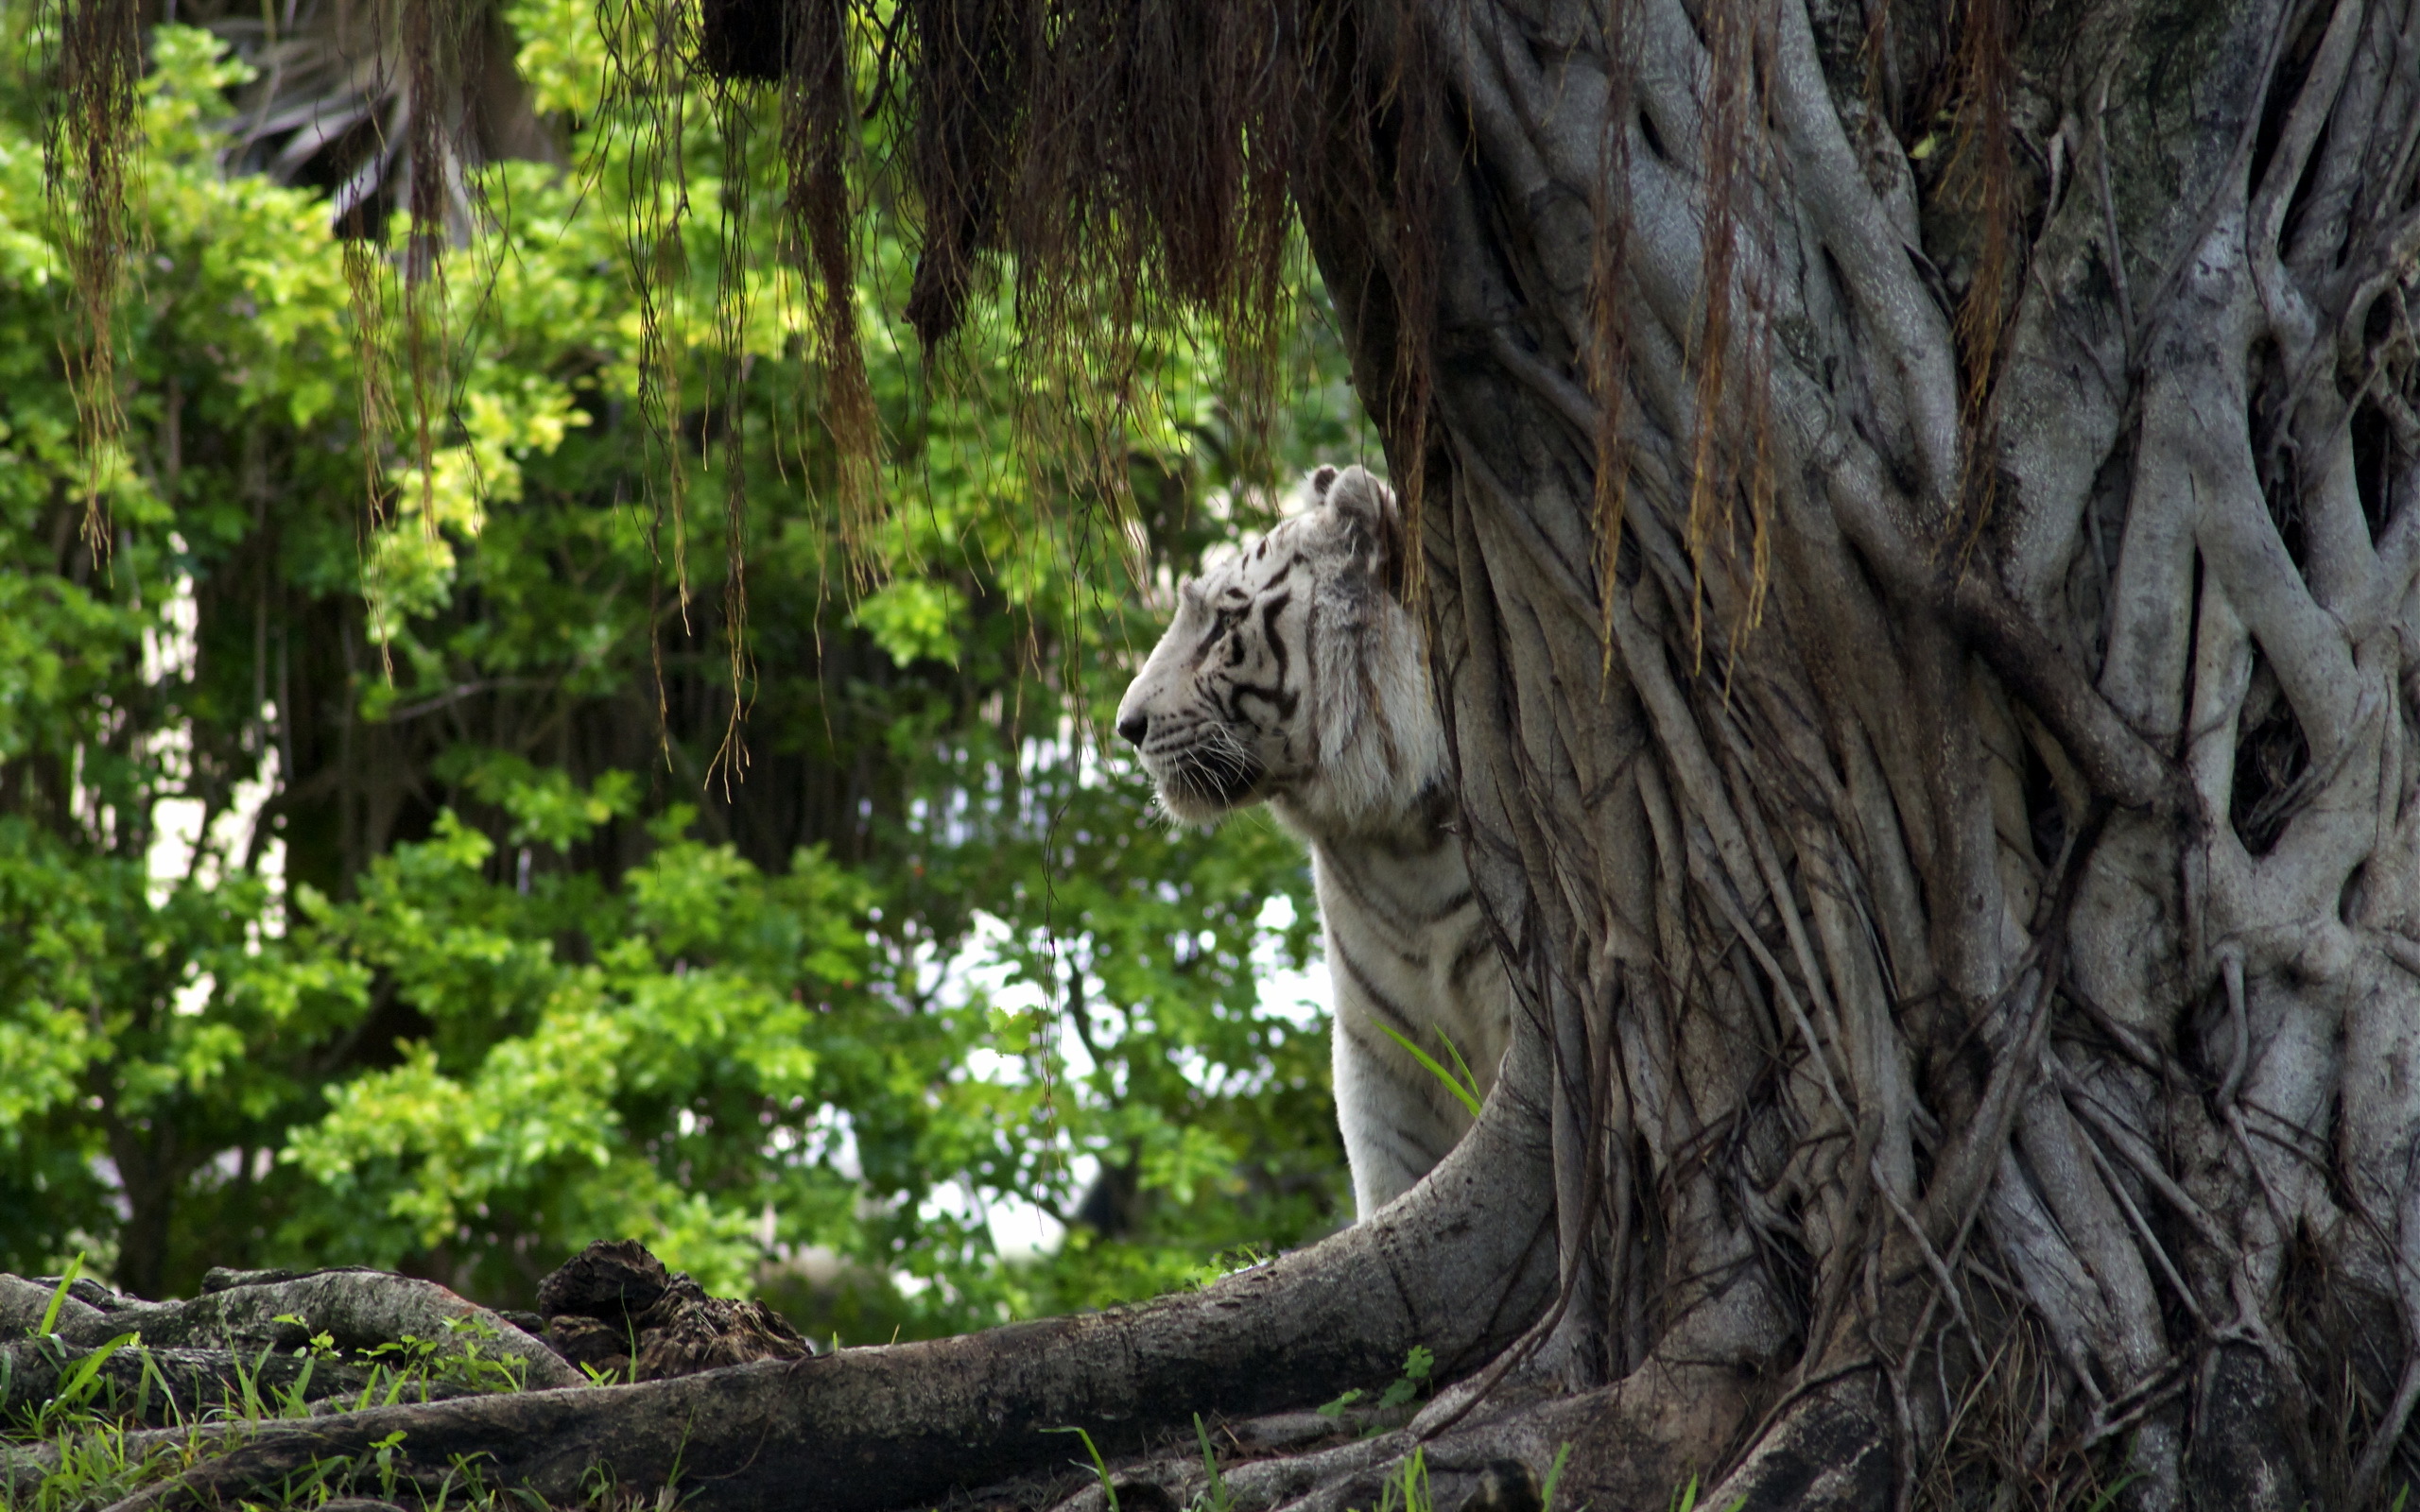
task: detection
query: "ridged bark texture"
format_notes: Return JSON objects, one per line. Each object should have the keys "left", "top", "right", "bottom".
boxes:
{"left": 1295, "top": 0, "right": 2420, "bottom": 1505}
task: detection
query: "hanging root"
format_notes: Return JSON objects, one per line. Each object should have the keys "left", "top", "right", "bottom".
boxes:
{"left": 43, "top": 0, "right": 143, "bottom": 547}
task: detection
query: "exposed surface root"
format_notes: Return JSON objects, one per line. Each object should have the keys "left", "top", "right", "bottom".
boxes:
{"left": 68, "top": 1047, "right": 1555, "bottom": 1511}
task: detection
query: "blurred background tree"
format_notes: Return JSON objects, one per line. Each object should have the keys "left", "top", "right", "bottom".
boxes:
{"left": 0, "top": 6, "right": 1374, "bottom": 1341}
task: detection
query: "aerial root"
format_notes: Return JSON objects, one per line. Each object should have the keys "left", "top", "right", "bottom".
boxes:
{"left": 1023, "top": 1358, "right": 1758, "bottom": 1512}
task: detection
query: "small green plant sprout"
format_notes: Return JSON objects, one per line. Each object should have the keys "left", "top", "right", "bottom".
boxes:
{"left": 274, "top": 1356, "right": 321, "bottom": 1418}
{"left": 1315, "top": 1386, "right": 1365, "bottom": 1419}
{"left": 272, "top": 1312, "right": 340, "bottom": 1361}
{"left": 365, "top": 1332, "right": 440, "bottom": 1370}
{"left": 438, "top": 1314, "right": 528, "bottom": 1393}
{"left": 1374, "top": 1025, "right": 1483, "bottom": 1119}
{"left": 360, "top": 1316, "right": 527, "bottom": 1398}
{"left": 1317, "top": 1346, "right": 1437, "bottom": 1423}
{"left": 130, "top": 1345, "right": 168, "bottom": 1426}
{"left": 1192, "top": 1413, "right": 1231, "bottom": 1512}
{"left": 1049, "top": 1424, "right": 1119, "bottom": 1512}
{"left": 362, "top": 1428, "right": 409, "bottom": 1501}
{"left": 576, "top": 1448, "right": 652, "bottom": 1508}
{"left": 1376, "top": 1346, "right": 1435, "bottom": 1410}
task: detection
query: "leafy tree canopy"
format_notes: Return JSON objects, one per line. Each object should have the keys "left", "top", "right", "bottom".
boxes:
{"left": 0, "top": 14, "right": 1373, "bottom": 1341}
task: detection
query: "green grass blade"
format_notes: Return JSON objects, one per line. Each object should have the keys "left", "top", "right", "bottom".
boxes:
{"left": 56, "top": 1332, "right": 136, "bottom": 1407}
{"left": 1048, "top": 1425, "right": 1118, "bottom": 1512}
{"left": 1541, "top": 1443, "right": 1572, "bottom": 1512}
{"left": 232, "top": 1345, "right": 268, "bottom": 1420}
{"left": 1373, "top": 1024, "right": 1482, "bottom": 1118}
{"left": 2079, "top": 1473, "right": 2140, "bottom": 1512}
{"left": 1397, "top": 1446, "right": 1429, "bottom": 1512}
{"left": 35, "top": 1256, "right": 83, "bottom": 1338}
{"left": 279, "top": 1354, "right": 317, "bottom": 1417}
{"left": 1193, "top": 1413, "right": 1229, "bottom": 1512}
{"left": 135, "top": 1346, "right": 172, "bottom": 1427}
{"left": 1437, "top": 1031, "right": 1482, "bottom": 1104}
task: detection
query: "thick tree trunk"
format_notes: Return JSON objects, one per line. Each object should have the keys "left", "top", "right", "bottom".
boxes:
{"left": 1295, "top": 0, "right": 2420, "bottom": 1505}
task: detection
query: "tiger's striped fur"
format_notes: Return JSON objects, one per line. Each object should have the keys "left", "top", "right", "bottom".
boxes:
{"left": 1115, "top": 465, "right": 1513, "bottom": 1217}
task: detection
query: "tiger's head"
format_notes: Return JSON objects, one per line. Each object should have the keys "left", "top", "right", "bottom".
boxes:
{"left": 1116, "top": 465, "right": 1443, "bottom": 837}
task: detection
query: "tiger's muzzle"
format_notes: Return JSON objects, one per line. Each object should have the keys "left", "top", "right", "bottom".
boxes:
{"left": 1162, "top": 748, "right": 1267, "bottom": 813}
{"left": 1117, "top": 709, "right": 1269, "bottom": 821}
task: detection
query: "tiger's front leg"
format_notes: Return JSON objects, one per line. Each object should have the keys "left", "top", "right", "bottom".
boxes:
{"left": 1330, "top": 990, "right": 1486, "bottom": 1217}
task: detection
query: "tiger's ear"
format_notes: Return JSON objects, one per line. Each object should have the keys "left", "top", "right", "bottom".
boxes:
{"left": 1322, "top": 466, "right": 1407, "bottom": 599}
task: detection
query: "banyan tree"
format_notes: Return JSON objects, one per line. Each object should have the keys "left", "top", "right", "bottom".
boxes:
{"left": 37, "top": 0, "right": 2420, "bottom": 1505}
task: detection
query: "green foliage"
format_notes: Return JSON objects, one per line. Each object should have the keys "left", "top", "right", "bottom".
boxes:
{"left": 1317, "top": 1346, "right": 1436, "bottom": 1423}
{"left": 1376, "top": 1345, "right": 1435, "bottom": 1410}
{"left": 0, "top": 10, "right": 1374, "bottom": 1339}
{"left": 354, "top": 1315, "right": 532, "bottom": 1396}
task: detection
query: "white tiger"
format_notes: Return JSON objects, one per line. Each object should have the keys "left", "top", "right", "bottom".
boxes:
{"left": 1115, "top": 464, "right": 1514, "bottom": 1218}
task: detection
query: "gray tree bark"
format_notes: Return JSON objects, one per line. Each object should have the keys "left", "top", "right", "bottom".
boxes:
{"left": 1293, "top": 0, "right": 2420, "bottom": 1505}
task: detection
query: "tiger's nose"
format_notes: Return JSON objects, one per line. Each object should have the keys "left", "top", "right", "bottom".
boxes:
{"left": 1116, "top": 713, "right": 1149, "bottom": 747}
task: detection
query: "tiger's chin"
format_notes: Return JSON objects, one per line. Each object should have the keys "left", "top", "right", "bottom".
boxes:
{"left": 1150, "top": 752, "right": 1268, "bottom": 825}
